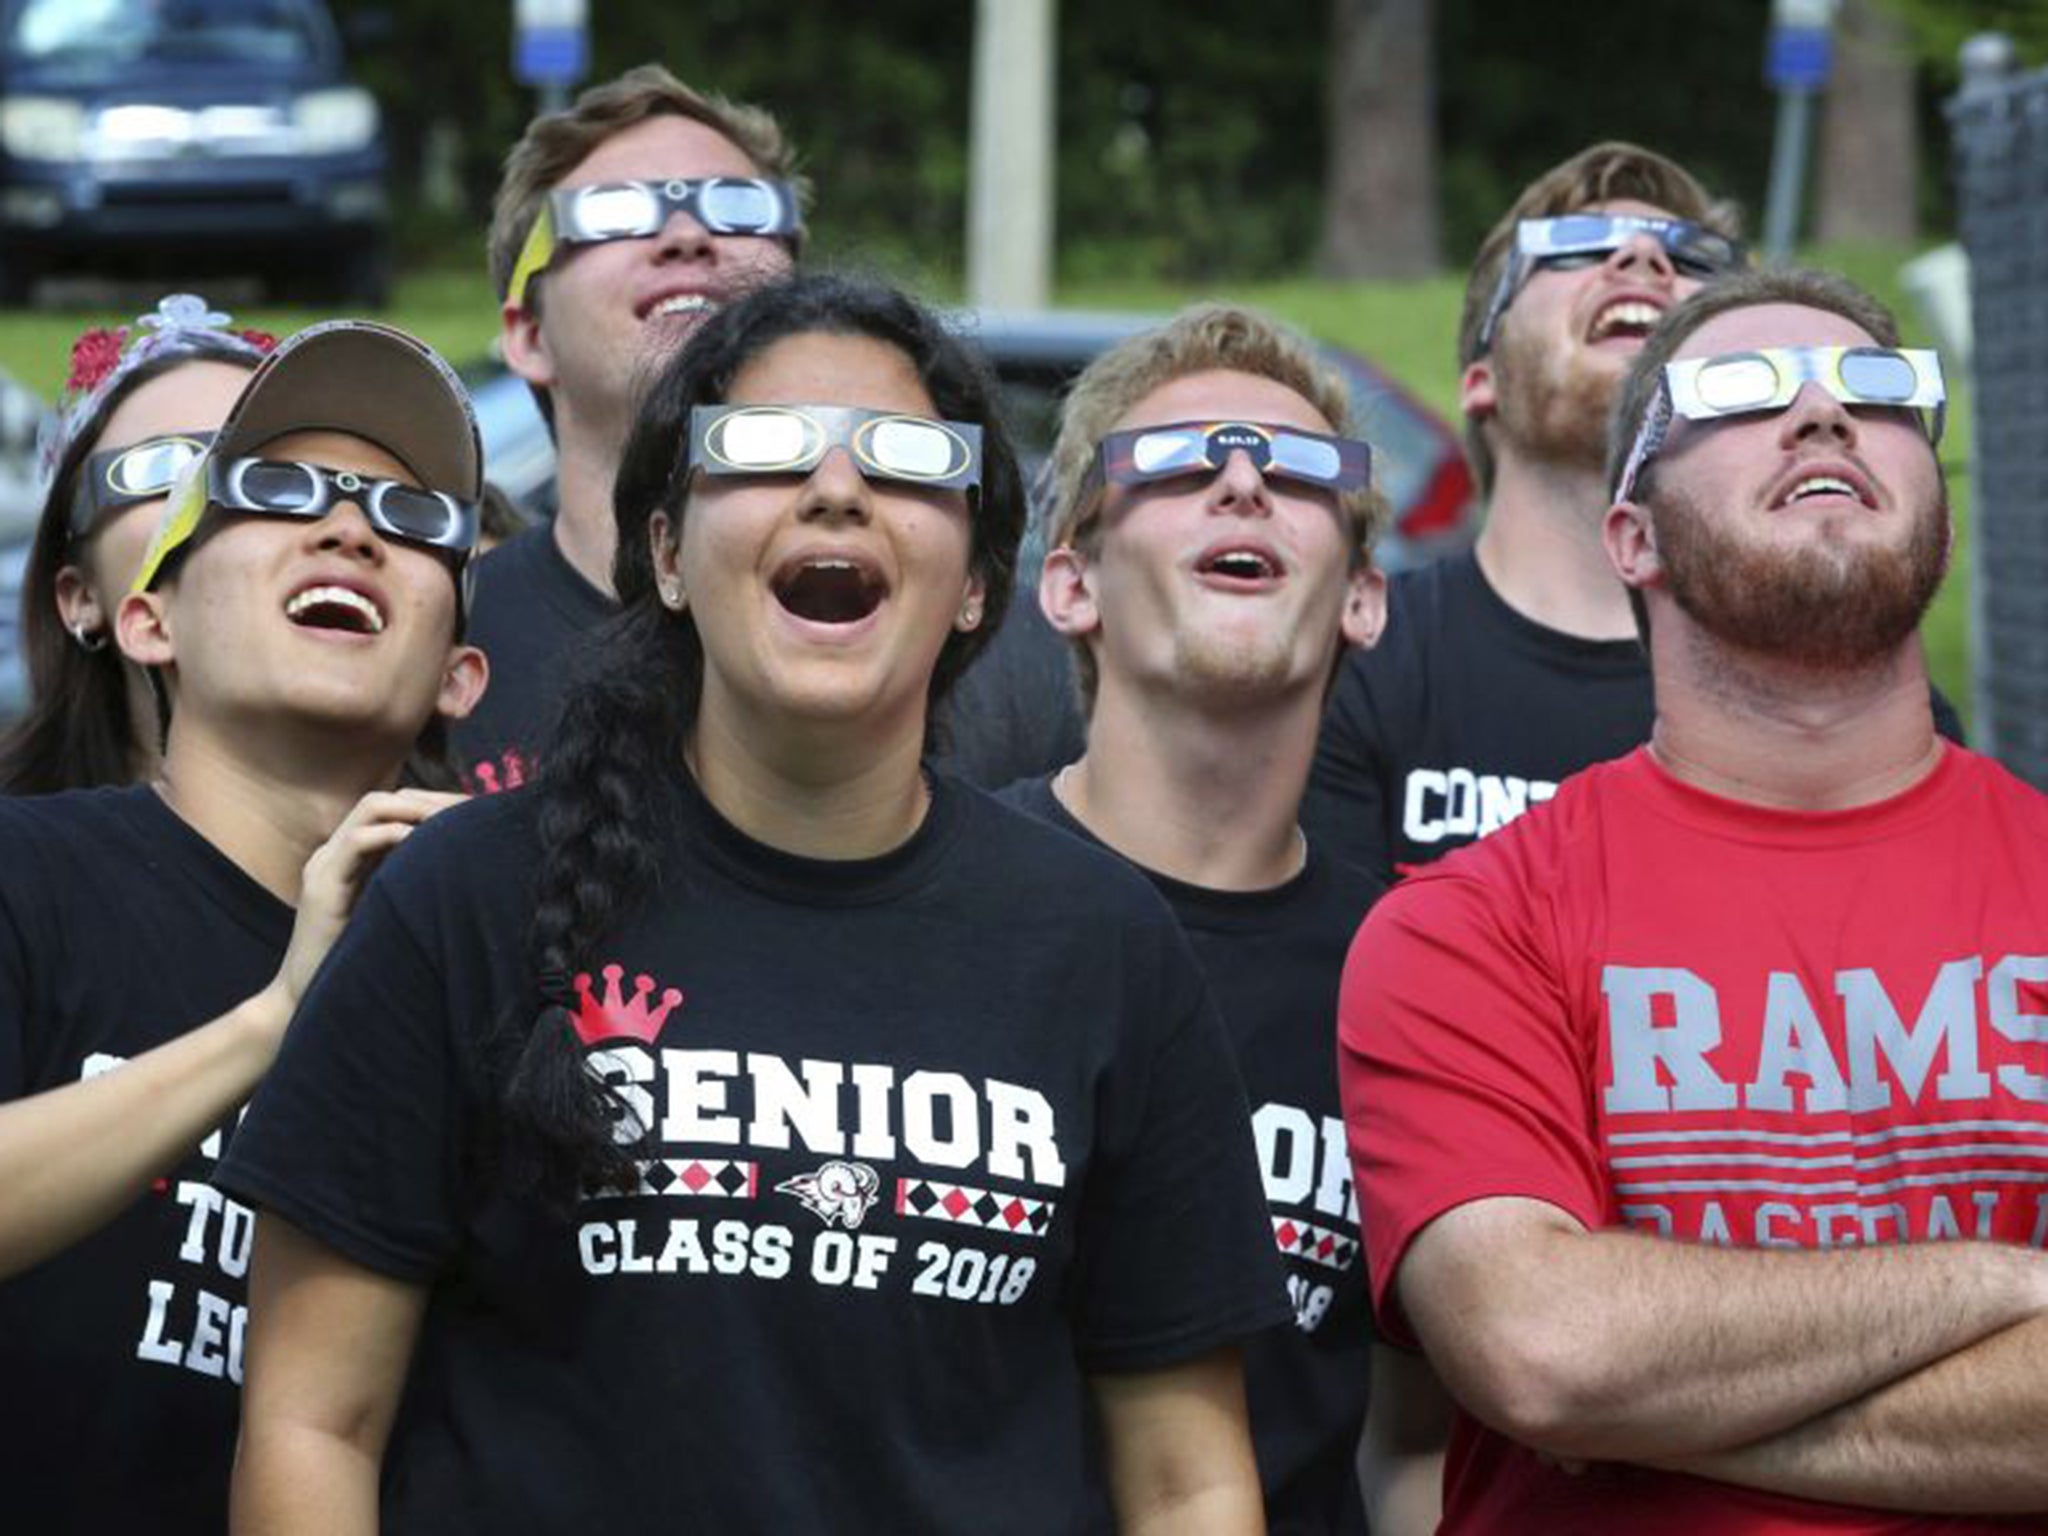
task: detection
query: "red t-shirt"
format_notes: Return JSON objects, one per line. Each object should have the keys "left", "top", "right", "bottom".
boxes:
{"left": 1340, "top": 744, "right": 2048, "bottom": 1533}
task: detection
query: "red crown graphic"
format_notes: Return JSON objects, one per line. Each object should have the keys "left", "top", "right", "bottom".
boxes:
{"left": 571, "top": 962, "right": 685, "bottom": 1047}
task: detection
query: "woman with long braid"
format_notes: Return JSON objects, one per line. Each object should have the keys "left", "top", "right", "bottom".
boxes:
{"left": 221, "top": 274, "right": 1286, "bottom": 1533}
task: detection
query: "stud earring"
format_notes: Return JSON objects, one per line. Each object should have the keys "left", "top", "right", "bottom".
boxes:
{"left": 69, "top": 621, "right": 107, "bottom": 654}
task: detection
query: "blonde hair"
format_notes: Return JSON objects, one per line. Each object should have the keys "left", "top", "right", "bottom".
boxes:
{"left": 1045, "top": 303, "right": 1388, "bottom": 710}
{"left": 1459, "top": 142, "right": 1742, "bottom": 494}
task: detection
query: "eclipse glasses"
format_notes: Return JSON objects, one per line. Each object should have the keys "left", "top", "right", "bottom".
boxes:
{"left": 1083, "top": 419, "right": 1372, "bottom": 500}
{"left": 70, "top": 430, "right": 216, "bottom": 539}
{"left": 1613, "top": 344, "right": 1946, "bottom": 501}
{"left": 686, "top": 404, "right": 984, "bottom": 493}
{"left": 509, "top": 177, "right": 803, "bottom": 306}
{"left": 131, "top": 454, "right": 479, "bottom": 593}
{"left": 1476, "top": 214, "right": 1745, "bottom": 353}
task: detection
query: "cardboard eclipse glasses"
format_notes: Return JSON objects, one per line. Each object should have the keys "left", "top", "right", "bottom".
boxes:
{"left": 1614, "top": 344, "right": 1947, "bottom": 501}
{"left": 1084, "top": 419, "right": 1372, "bottom": 500}
{"left": 130, "top": 454, "right": 478, "bottom": 594}
{"left": 509, "top": 177, "right": 803, "bottom": 307}
{"left": 686, "top": 404, "right": 984, "bottom": 493}
{"left": 71, "top": 430, "right": 216, "bottom": 538}
{"left": 1476, "top": 213, "right": 1745, "bottom": 353}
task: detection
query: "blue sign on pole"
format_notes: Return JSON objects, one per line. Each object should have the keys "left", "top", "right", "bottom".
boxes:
{"left": 1767, "top": 25, "right": 1833, "bottom": 90}
{"left": 513, "top": 0, "right": 588, "bottom": 90}
{"left": 515, "top": 26, "right": 587, "bottom": 87}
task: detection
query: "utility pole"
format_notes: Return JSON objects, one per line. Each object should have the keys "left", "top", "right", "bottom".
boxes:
{"left": 967, "top": 0, "right": 1056, "bottom": 311}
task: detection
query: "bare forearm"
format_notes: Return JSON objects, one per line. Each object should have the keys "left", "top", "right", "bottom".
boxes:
{"left": 1118, "top": 1483, "right": 1264, "bottom": 1536}
{"left": 1659, "top": 1312, "right": 2048, "bottom": 1514}
{"left": 235, "top": 1218, "right": 425, "bottom": 1533}
{"left": 1357, "top": 1343, "right": 1449, "bottom": 1536}
{"left": 1407, "top": 1200, "right": 2048, "bottom": 1463}
{"left": 231, "top": 1426, "right": 382, "bottom": 1535}
{"left": 1360, "top": 1450, "right": 1444, "bottom": 1536}
{"left": 1094, "top": 1351, "right": 1264, "bottom": 1535}
{"left": 0, "top": 987, "right": 288, "bottom": 1276}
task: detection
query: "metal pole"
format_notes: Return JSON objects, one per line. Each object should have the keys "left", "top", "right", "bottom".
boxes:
{"left": 967, "top": 0, "right": 1055, "bottom": 311}
{"left": 1956, "top": 31, "right": 2015, "bottom": 755}
{"left": 1761, "top": 86, "right": 1815, "bottom": 264}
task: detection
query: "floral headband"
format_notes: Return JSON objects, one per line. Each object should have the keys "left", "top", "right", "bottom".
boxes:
{"left": 40, "top": 293, "right": 277, "bottom": 482}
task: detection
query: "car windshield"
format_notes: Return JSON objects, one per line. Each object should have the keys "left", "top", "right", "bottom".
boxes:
{"left": 9, "top": 0, "right": 320, "bottom": 68}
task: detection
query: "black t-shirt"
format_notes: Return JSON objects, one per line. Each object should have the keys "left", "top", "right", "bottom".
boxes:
{"left": 1001, "top": 777, "right": 1382, "bottom": 1536}
{"left": 218, "top": 772, "right": 1289, "bottom": 1533}
{"left": 452, "top": 522, "right": 616, "bottom": 794}
{"left": 937, "top": 575, "right": 1085, "bottom": 790}
{"left": 0, "top": 786, "right": 292, "bottom": 1534}
{"left": 1304, "top": 551, "right": 1648, "bottom": 884}
{"left": 1303, "top": 549, "right": 1967, "bottom": 884}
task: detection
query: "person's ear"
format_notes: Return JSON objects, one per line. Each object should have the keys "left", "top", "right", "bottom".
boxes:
{"left": 114, "top": 589, "right": 175, "bottom": 667}
{"left": 1604, "top": 498, "right": 1661, "bottom": 592}
{"left": 54, "top": 565, "right": 103, "bottom": 630}
{"left": 500, "top": 297, "right": 556, "bottom": 391}
{"left": 1038, "top": 545, "right": 1100, "bottom": 639}
{"left": 435, "top": 644, "right": 489, "bottom": 722}
{"left": 53, "top": 563, "right": 108, "bottom": 641}
{"left": 1459, "top": 357, "right": 1498, "bottom": 424}
{"left": 1339, "top": 564, "right": 1388, "bottom": 650}
{"left": 649, "top": 510, "right": 687, "bottom": 611}
{"left": 954, "top": 569, "right": 988, "bottom": 633}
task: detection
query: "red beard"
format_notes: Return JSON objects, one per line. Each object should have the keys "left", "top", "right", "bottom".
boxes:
{"left": 1652, "top": 488, "right": 1951, "bottom": 671}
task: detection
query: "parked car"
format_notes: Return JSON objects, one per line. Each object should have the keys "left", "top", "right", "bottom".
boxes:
{"left": 0, "top": 0, "right": 390, "bottom": 304}
{"left": 468, "top": 307, "right": 1479, "bottom": 573}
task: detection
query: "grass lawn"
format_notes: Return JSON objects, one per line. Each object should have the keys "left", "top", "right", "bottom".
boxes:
{"left": 0, "top": 244, "right": 1974, "bottom": 726}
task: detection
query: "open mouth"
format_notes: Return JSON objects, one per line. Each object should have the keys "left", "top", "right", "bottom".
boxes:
{"left": 644, "top": 293, "right": 714, "bottom": 321}
{"left": 1780, "top": 472, "right": 1873, "bottom": 509}
{"left": 1197, "top": 547, "right": 1282, "bottom": 583}
{"left": 284, "top": 584, "right": 386, "bottom": 636}
{"left": 1588, "top": 299, "right": 1664, "bottom": 343}
{"left": 772, "top": 558, "right": 887, "bottom": 624}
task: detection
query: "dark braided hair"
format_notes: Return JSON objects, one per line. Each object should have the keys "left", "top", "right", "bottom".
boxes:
{"left": 497, "top": 273, "right": 1026, "bottom": 1206}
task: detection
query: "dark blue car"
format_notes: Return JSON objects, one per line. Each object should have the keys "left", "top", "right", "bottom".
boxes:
{"left": 0, "top": 0, "right": 389, "bottom": 304}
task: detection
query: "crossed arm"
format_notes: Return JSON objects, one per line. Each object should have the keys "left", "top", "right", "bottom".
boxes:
{"left": 1398, "top": 1195, "right": 2048, "bottom": 1510}
{"left": 1657, "top": 1313, "right": 2048, "bottom": 1512}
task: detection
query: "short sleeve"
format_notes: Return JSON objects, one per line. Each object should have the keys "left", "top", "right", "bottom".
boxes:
{"left": 215, "top": 881, "right": 468, "bottom": 1282}
{"left": 1071, "top": 934, "right": 1290, "bottom": 1372}
{"left": 1338, "top": 871, "right": 1605, "bottom": 1346}
{"left": 1304, "top": 650, "right": 1396, "bottom": 885}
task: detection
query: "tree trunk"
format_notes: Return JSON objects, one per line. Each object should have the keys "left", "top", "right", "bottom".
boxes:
{"left": 1815, "top": 0, "right": 1918, "bottom": 246}
{"left": 1320, "top": 0, "right": 1440, "bottom": 279}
